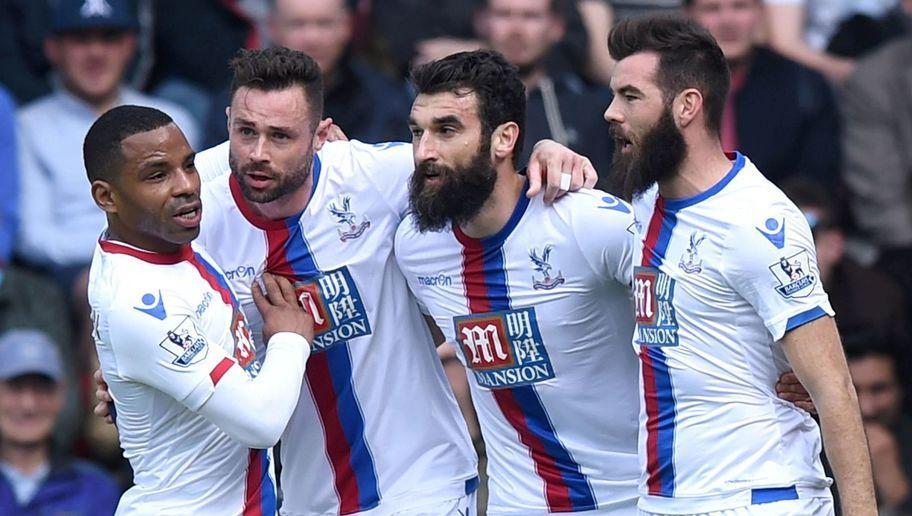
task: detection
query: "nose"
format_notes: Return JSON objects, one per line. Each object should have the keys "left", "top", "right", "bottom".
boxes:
{"left": 604, "top": 97, "right": 624, "bottom": 124}
{"left": 172, "top": 165, "right": 199, "bottom": 197}
{"left": 250, "top": 135, "right": 270, "bottom": 163}
{"left": 414, "top": 133, "right": 438, "bottom": 164}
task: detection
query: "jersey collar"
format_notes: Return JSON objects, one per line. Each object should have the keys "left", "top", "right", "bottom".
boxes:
{"left": 98, "top": 238, "right": 193, "bottom": 265}
{"left": 229, "top": 153, "right": 323, "bottom": 231}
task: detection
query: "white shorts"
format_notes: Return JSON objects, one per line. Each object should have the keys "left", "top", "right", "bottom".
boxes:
{"left": 359, "top": 493, "right": 477, "bottom": 516}
{"left": 638, "top": 496, "right": 835, "bottom": 516}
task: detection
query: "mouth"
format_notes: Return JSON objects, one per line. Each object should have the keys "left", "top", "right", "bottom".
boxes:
{"left": 615, "top": 137, "right": 634, "bottom": 154}
{"left": 173, "top": 202, "right": 202, "bottom": 229}
{"left": 244, "top": 170, "right": 276, "bottom": 190}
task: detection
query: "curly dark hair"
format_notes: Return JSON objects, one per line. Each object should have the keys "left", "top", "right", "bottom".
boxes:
{"left": 410, "top": 49, "right": 527, "bottom": 165}
{"left": 608, "top": 15, "right": 729, "bottom": 135}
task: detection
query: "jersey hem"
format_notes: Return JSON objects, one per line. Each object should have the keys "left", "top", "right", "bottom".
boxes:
{"left": 636, "top": 483, "right": 832, "bottom": 513}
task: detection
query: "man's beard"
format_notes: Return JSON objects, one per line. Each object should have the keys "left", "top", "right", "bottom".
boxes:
{"left": 409, "top": 141, "right": 497, "bottom": 233}
{"left": 609, "top": 108, "right": 687, "bottom": 201}
{"left": 229, "top": 151, "right": 312, "bottom": 204}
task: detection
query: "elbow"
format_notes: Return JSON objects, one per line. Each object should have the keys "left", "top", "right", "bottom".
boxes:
{"left": 234, "top": 417, "right": 286, "bottom": 449}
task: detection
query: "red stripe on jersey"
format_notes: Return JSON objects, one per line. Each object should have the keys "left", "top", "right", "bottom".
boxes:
{"left": 186, "top": 253, "right": 234, "bottom": 306}
{"left": 641, "top": 197, "right": 666, "bottom": 267}
{"left": 98, "top": 239, "right": 192, "bottom": 264}
{"left": 306, "top": 352, "right": 362, "bottom": 514}
{"left": 264, "top": 227, "right": 296, "bottom": 278}
{"left": 210, "top": 358, "right": 234, "bottom": 386}
{"left": 493, "top": 389, "right": 574, "bottom": 510}
{"left": 460, "top": 239, "right": 491, "bottom": 313}
{"left": 244, "top": 449, "right": 264, "bottom": 516}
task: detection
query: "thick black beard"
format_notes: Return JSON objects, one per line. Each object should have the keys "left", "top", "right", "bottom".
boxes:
{"left": 228, "top": 151, "right": 312, "bottom": 204}
{"left": 409, "top": 142, "right": 497, "bottom": 233}
{"left": 609, "top": 109, "right": 687, "bottom": 201}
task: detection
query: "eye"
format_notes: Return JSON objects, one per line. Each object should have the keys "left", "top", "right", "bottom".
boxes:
{"left": 273, "top": 132, "right": 289, "bottom": 141}
{"left": 146, "top": 171, "right": 166, "bottom": 182}
{"left": 410, "top": 128, "right": 423, "bottom": 139}
{"left": 440, "top": 126, "right": 457, "bottom": 135}
{"left": 625, "top": 94, "right": 638, "bottom": 102}
{"left": 239, "top": 127, "right": 255, "bottom": 136}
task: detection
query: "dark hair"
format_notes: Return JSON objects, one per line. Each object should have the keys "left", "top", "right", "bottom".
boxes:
{"left": 83, "top": 105, "right": 173, "bottom": 183}
{"left": 229, "top": 47, "right": 324, "bottom": 127}
{"left": 779, "top": 178, "right": 838, "bottom": 230}
{"left": 410, "top": 49, "right": 526, "bottom": 165}
{"left": 608, "top": 15, "right": 729, "bottom": 135}
{"left": 843, "top": 330, "right": 900, "bottom": 374}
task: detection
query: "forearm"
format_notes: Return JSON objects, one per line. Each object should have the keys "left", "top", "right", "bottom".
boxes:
{"left": 199, "top": 332, "right": 310, "bottom": 448}
{"left": 813, "top": 379, "right": 877, "bottom": 514}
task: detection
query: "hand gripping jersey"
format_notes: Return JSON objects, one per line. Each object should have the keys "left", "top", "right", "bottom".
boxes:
{"left": 89, "top": 239, "right": 275, "bottom": 515}
{"left": 196, "top": 141, "right": 478, "bottom": 515}
{"left": 630, "top": 153, "right": 835, "bottom": 514}
{"left": 395, "top": 186, "right": 641, "bottom": 515}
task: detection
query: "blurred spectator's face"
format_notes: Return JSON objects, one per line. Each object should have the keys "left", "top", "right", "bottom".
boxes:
{"left": 687, "top": 0, "right": 759, "bottom": 64}
{"left": 228, "top": 86, "right": 321, "bottom": 204}
{"left": 45, "top": 29, "right": 136, "bottom": 105}
{"left": 270, "top": 0, "right": 352, "bottom": 78}
{"left": 849, "top": 354, "right": 902, "bottom": 427}
{"left": 604, "top": 52, "right": 686, "bottom": 199}
{"left": 0, "top": 375, "right": 63, "bottom": 447}
{"left": 408, "top": 91, "right": 499, "bottom": 232}
{"left": 483, "top": 0, "right": 564, "bottom": 74}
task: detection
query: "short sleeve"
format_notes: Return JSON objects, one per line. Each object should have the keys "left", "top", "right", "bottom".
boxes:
{"left": 569, "top": 191, "right": 637, "bottom": 287}
{"left": 106, "top": 290, "right": 232, "bottom": 411}
{"left": 720, "top": 202, "right": 834, "bottom": 341}
{"left": 352, "top": 140, "right": 414, "bottom": 220}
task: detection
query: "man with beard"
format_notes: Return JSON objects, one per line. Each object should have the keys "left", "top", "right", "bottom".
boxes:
{"left": 395, "top": 48, "right": 641, "bottom": 515}
{"left": 93, "top": 47, "right": 600, "bottom": 515}
{"left": 603, "top": 16, "right": 875, "bottom": 515}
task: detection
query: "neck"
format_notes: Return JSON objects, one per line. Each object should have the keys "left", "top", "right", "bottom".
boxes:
{"left": 249, "top": 172, "right": 315, "bottom": 221}
{"left": 1, "top": 441, "right": 49, "bottom": 476}
{"left": 658, "top": 136, "right": 733, "bottom": 200}
{"left": 104, "top": 225, "right": 184, "bottom": 255}
{"left": 459, "top": 162, "right": 526, "bottom": 239}
{"left": 67, "top": 83, "right": 121, "bottom": 116}
{"left": 520, "top": 64, "right": 548, "bottom": 94}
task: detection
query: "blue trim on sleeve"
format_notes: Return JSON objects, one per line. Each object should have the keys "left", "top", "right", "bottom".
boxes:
{"left": 785, "top": 306, "right": 828, "bottom": 332}
{"left": 663, "top": 152, "right": 745, "bottom": 211}
{"left": 751, "top": 485, "right": 798, "bottom": 504}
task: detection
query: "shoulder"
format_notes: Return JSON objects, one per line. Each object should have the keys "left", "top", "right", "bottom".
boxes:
{"left": 845, "top": 37, "right": 911, "bottom": 95}
{"left": 395, "top": 212, "right": 449, "bottom": 253}
{"left": 554, "top": 188, "right": 634, "bottom": 232}
{"left": 0, "top": 86, "right": 15, "bottom": 114}
{"left": 321, "top": 139, "right": 414, "bottom": 185}
{"left": 195, "top": 141, "right": 230, "bottom": 182}
{"left": 66, "top": 460, "right": 118, "bottom": 485}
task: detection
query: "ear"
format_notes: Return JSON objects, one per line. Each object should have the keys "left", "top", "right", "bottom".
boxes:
{"left": 491, "top": 121, "right": 521, "bottom": 162}
{"left": 312, "top": 118, "right": 335, "bottom": 151}
{"left": 674, "top": 88, "right": 704, "bottom": 129}
{"left": 225, "top": 106, "right": 231, "bottom": 135}
{"left": 92, "top": 180, "right": 118, "bottom": 214}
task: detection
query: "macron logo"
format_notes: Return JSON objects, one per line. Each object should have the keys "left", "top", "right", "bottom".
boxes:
{"left": 134, "top": 291, "right": 167, "bottom": 320}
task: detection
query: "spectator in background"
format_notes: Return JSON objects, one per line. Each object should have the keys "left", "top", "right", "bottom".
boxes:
{"left": 0, "top": 329, "right": 120, "bottom": 515}
{"left": 845, "top": 339, "right": 912, "bottom": 514}
{"left": 16, "top": 0, "right": 199, "bottom": 315}
{"left": 477, "top": 0, "right": 614, "bottom": 188}
{"left": 0, "top": 86, "right": 17, "bottom": 273}
{"left": 840, "top": 1, "right": 912, "bottom": 305}
{"left": 783, "top": 179, "right": 912, "bottom": 359}
{"left": 205, "top": 0, "right": 411, "bottom": 147}
{"left": 686, "top": 0, "right": 840, "bottom": 189}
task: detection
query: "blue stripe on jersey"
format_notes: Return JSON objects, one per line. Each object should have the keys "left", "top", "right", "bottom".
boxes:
{"left": 643, "top": 204, "right": 679, "bottom": 496}
{"left": 259, "top": 449, "right": 277, "bottom": 515}
{"left": 325, "top": 343, "right": 381, "bottom": 510}
{"left": 281, "top": 191, "right": 381, "bottom": 512}
{"left": 193, "top": 252, "right": 239, "bottom": 306}
{"left": 785, "top": 306, "right": 828, "bottom": 332}
{"left": 751, "top": 485, "right": 798, "bottom": 504}
{"left": 645, "top": 346, "right": 677, "bottom": 496}
{"left": 478, "top": 221, "right": 597, "bottom": 511}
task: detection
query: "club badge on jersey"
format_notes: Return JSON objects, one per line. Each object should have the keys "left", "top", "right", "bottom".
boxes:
{"left": 529, "top": 245, "right": 565, "bottom": 290}
{"left": 328, "top": 195, "right": 371, "bottom": 242}
{"left": 454, "top": 307, "right": 555, "bottom": 389}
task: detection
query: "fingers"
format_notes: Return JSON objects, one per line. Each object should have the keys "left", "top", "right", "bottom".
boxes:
{"left": 94, "top": 400, "right": 110, "bottom": 418}
{"left": 526, "top": 159, "right": 542, "bottom": 198}
{"left": 261, "top": 273, "right": 285, "bottom": 306}
{"left": 581, "top": 158, "right": 598, "bottom": 189}
{"left": 251, "top": 278, "right": 268, "bottom": 314}
{"left": 94, "top": 367, "right": 105, "bottom": 386}
{"left": 96, "top": 383, "right": 113, "bottom": 404}
{"left": 543, "top": 155, "right": 564, "bottom": 204}
{"left": 779, "top": 371, "right": 799, "bottom": 384}
{"left": 273, "top": 275, "right": 298, "bottom": 306}
{"left": 569, "top": 156, "right": 584, "bottom": 191}
{"left": 795, "top": 401, "right": 817, "bottom": 414}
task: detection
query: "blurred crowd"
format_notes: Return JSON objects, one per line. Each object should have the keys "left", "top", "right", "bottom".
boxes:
{"left": 0, "top": 0, "right": 909, "bottom": 513}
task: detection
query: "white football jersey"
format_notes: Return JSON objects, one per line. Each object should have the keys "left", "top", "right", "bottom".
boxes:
{"left": 89, "top": 239, "right": 275, "bottom": 515}
{"left": 196, "top": 140, "right": 478, "bottom": 515}
{"left": 630, "top": 153, "right": 835, "bottom": 513}
{"left": 395, "top": 187, "right": 641, "bottom": 515}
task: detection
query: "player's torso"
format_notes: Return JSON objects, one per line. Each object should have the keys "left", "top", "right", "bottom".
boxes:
{"left": 89, "top": 243, "right": 260, "bottom": 514}
{"left": 199, "top": 142, "right": 476, "bottom": 514}
{"left": 629, "top": 160, "right": 829, "bottom": 511}
{"left": 397, "top": 195, "right": 640, "bottom": 514}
